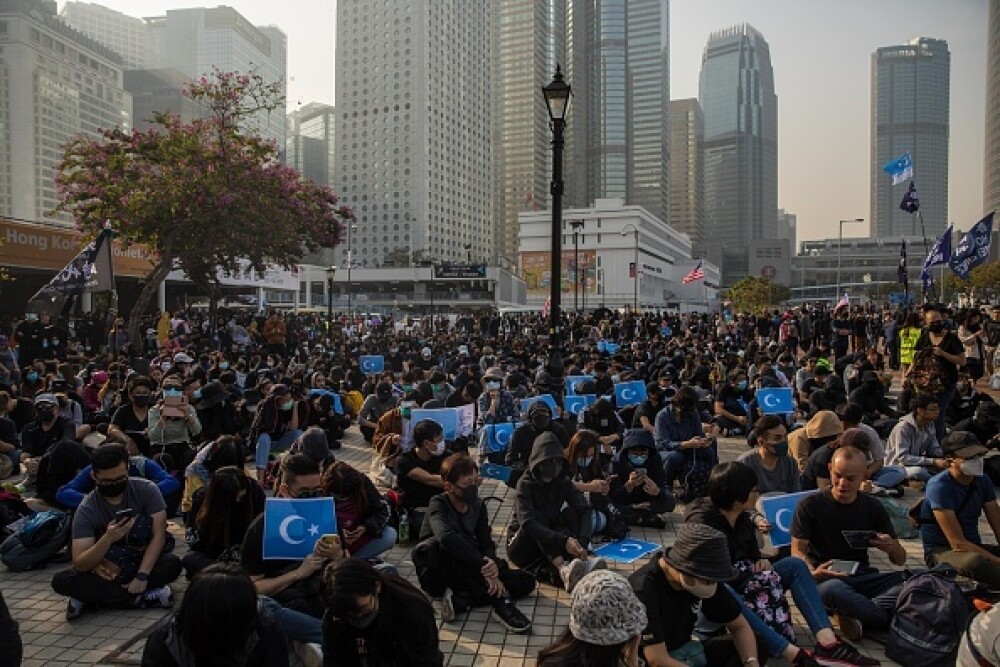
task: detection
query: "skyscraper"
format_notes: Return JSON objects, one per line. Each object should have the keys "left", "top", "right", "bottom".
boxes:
{"left": 871, "top": 37, "right": 950, "bottom": 238}
{"left": 565, "top": 0, "right": 669, "bottom": 222}
{"left": 985, "top": 0, "right": 1000, "bottom": 217}
{"left": 667, "top": 98, "right": 703, "bottom": 246}
{"left": 491, "top": 0, "right": 565, "bottom": 267}
{"left": 286, "top": 103, "right": 336, "bottom": 189}
{"left": 60, "top": 1, "right": 146, "bottom": 69}
{"left": 0, "top": 0, "right": 130, "bottom": 224}
{"left": 335, "top": 0, "right": 492, "bottom": 268}
{"left": 144, "top": 7, "right": 287, "bottom": 147}
{"left": 698, "top": 24, "right": 777, "bottom": 286}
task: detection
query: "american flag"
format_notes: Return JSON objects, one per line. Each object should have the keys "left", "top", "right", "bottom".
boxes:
{"left": 682, "top": 261, "right": 704, "bottom": 284}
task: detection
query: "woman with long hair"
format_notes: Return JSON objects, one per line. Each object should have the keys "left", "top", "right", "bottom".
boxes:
{"left": 321, "top": 558, "right": 442, "bottom": 666}
{"left": 181, "top": 466, "right": 264, "bottom": 578}
{"left": 321, "top": 461, "right": 396, "bottom": 561}
{"left": 566, "top": 430, "right": 620, "bottom": 539}
{"left": 141, "top": 564, "right": 288, "bottom": 666}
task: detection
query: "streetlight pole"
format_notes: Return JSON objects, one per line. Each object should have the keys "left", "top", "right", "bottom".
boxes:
{"left": 837, "top": 218, "right": 864, "bottom": 301}
{"left": 325, "top": 266, "right": 336, "bottom": 347}
{"left": 598, "top": 268, "right": 605, "bottom": 307}
{"left": 347, "top": 223, "right": 357, "bottom": 324}
{"left": 570, "top": 220, "right": 583, "bottom": 312}
{"left": 543, "top": 65, "right": 571, "bottom": 378}
{"left": 622, "top": 224, "right": 639, "bottom": 312}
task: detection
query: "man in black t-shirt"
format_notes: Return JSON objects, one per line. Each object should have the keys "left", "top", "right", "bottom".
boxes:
{"left": 714, "top": 371, "right": 752, "bottom": 435}
{"left": 630, "top": 523, "right": 763, "bottom": 667}
{"left": 20, "top": 394, "right": 76, "bottom": 486}
{"left": 791, "top": 446, "right": 906, "bottom": 639}
{"left": 394, "top": 419, "right": 447, "bottom": 536}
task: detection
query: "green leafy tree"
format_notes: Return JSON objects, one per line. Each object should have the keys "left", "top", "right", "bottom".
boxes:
{"left": 55, "top": 70, "right": 350, "bottom": 350}
{"left": 725, "top": 277, "right": 790, "bottom": 313}
{"left": 945, "top": 262, "right": 1000, "bottom": 300}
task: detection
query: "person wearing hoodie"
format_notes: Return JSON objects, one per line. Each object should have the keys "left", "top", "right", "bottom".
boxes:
{"left": 609, "top": 430, "right": 675, "bottom": 528}
{"left": 508, "top": 432, "right": 606, "bottom": 593}
{"left": 885, "top": 393, "right": 946, "bottom": 484}
{"left": 578, "top": 397, "right": 624, "bottom": 468}
{"left": 788, "top": 410, "right": 843, "bottom": 473}
{"left": 358, "top": 382, "right": 398, "bottom": 443}
{"left": 505, "top": 402, "right": 569, "bottom": 484}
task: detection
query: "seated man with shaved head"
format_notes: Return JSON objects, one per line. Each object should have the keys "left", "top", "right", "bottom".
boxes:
{"left": 790, "top": 445, "right": 907, "bottom": 641}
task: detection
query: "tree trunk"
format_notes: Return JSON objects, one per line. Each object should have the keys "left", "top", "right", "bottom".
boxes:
{"left": 208, "top": 282, "right": 221, "bottom": 324}
{"left": 126, "top": 257, "right": 173, "bottom": 355}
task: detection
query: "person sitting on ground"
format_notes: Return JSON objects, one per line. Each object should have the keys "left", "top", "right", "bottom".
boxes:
{"left": 957, "top": 601, "right": 1000, "bottom": 666}
{"left": 788, "top": 409, "right": 843, "bottom": 473}
{"left": 141, "top": 563, "right": 289, "bottom": 667}
{"left": 322, "top": 460, "right": 397, "bottom": 561}
{"left": 537, "top": 570, "right": 647, "bottom": 667}
{"left": 304, "top": 389, "right": 349, "bottom": 451}
{"left": 181, "top": 435, "right": 246, "bottom": 514}
{"left": 476, "top": 366, "right": 518, "bottom": 429}
{"left": 18, "top": 392, "right": 77, "bottom": 490}
{"left": 248, "top": 383, "right": 305, "bottom": 484}
{"left": 609, "top": 430, "right": 675, "bottom": 528}
{"left": 713, "top": 370, "right": 753, "bottom": 436}
{"left": 288, "top": 426, "right": 336, "bottom": 474}
{"left": 948, "top": 372, "right": 994, "bottom": 426}
{"left": 848, "top": 371, "right": 897, "bottom": 428}
{"left": 358, "top": 381, "right": 397, "bottom": 443}
{"left": 321, "top": 558, "right": 443, "bottom": 667}
{"left": 629, "top": 523, "right": 765, "bottom": 667}
{"left": 885, "top": 393, "right": 946, "bottom": 484}
{"left": 508, "top": 431, "right": 606, "bottom": 593}
{"left": 193, "top": 378, "right": 240, "bottom": 443}
{"left": 393, "top": 418, "right": 448, "bottom": 532}
{"left": 685, "top": 462, "right": 878, "bottom": 667}
{"left": 837, "top": 403, "right": 906, "bottom": 492}
{"left": 790, "top": 446, "right": 906, "bottom": 640}
{"left": 106, "top": 377, "right": 154, "bottom": 456}
{"left": 413, "top": 453, "right": 534, "bottom": 633}
{"left": 802, "top": 428, "right": 871, "bottom": 491}
{"left": 578, "top": 397, "right": 625, "bottom": 468}
{"left": 147, "top": 374, "right": 202, "bottom": 476}
{"left": 566, "top": 429, "right": 621, "bottom": 539}
{"left": 56, "top": 452, "right": 181, "bottom": 517}
{"left": 371, "top": 390, "right": 421, "bottom": 484}
{"left": 633, "top": 383, "right": 666, "bottom": 434}
{"left": 918, "top": 431, "right": 1000, "bottom": 589}
{"left": 655, "top": 386, "right": 718, "bottom": 501}
{"left": 738, "top": 415, "right": 800, "bottom": 495}
{"left": 953, "top": 401, "right": 1000, "bottom": 451}
{"left": 506, "top": 401, "right": 569, "bottom": 483}
{"left": 51, "top": 443, "right": 182, "bottom": 621}
{"left": 182, "top": 466, "right": 264, "bottom": 579}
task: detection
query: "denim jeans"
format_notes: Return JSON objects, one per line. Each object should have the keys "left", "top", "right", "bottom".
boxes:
{"left": 5, "top": 449, "right": 20, "bottom": 474}
{"left": 934, "top": 386, "right": 955, "bottom": 442}
{"left": 351, "top": 526, "right": 398, "bottom": 560}
{"left": 815, "top": 567, "right": 903, "bottom": 631}
{"left": 904, "top": 465, "right": 935, "bottom": 482}
{"left": 260, "top": 596, "right": 322, "bottom": 644}
{"left": 871, "top": 465, "right": 907, "bottom": 488}
{"left": 255, "top": 430, "right": 303, "bottom": 470}
{"left": 662, "top": 447, "right": 718, "bottom": 487}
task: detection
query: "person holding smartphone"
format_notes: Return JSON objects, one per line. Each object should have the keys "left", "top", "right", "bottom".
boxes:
{"left": 609, "top": 430, "right": 674, "bottom": 529}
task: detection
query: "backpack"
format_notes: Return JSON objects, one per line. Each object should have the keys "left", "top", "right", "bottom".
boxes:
{"left": 0, "top": 491, "right": 32, "bottom": 538}
{"left": 0, "top": 509, "right": 71, "bottom": 571}
{"left": 886, "top": 568, "right": 971, "bottom": 667}
{"left": 677, "top": 458, "right": 713, "bottom": 504}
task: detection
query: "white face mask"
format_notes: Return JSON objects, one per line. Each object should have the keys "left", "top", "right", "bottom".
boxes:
{"left": 960, "top": 456, "right": 985, "bottom": 477}
{"left": 680, "top": 574, "right": 717, "bottom": 599}
{"left": 431, "top": 440, "right": 446, "bottom": 457}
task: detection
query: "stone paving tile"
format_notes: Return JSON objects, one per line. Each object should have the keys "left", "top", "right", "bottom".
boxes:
{"left": 5, "top": 411, "right": 984, "bottom": 666}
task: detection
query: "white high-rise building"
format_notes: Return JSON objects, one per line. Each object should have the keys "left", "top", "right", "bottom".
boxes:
{"left": 60, "top": 1, "right": 146, "bottom": 69}
{"left": 334, "top": 0, "right": 492, "bottom": 268}
{"left": 0, "top": 0, "right": 130, "bottom": 224}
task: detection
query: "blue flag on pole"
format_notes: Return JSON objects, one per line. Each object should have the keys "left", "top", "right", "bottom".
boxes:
{"left": 411, "top": 408, "right": 459, "bottom": 440}
{"left": 614, "top": 381, "right": 647, "bottom": 407}
{"left": 564, "top": 394, "right": 597, "bottom": 416}
{"left": 520, "top": 394, "right": 559, "bottom": 416}
{"left": 920, "top": 224, "right": 953, "bottom": 290}
{"left": 950, "top": 213, "right": 994, "bottom": 280}
{"left": 359, "top": 355, "right": 385, "bottom": 374}
{"left": 482, "top": 423, "right": 514, "bottom": 453}
{"left": 883, "top": 152, "right": 914, "bottom": 185}
{"left": 263, "top": 497, "right": 337, "bottom": 560}
{"left": 756, "top": 387, "right": 794, "bottom": 414}
{"left": 899, "top": 181, "right": 920, "bottom": 213}
{"left": 565, "top": 375, "right": 595, "bottom": 396}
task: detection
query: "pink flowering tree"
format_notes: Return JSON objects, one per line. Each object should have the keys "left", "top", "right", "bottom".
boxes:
{"left": 55, "top": 70, "right": 350, "bottom": 350}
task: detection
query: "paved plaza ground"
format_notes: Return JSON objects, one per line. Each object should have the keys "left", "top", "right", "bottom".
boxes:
{"left": 4, "top": 387, "right": 993, "bottom": 666}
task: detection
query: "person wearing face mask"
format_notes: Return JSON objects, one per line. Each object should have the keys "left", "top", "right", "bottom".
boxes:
{"left": 148, "top": 377, "right": 202, "bottom": 477}
{"left": 506, "top": 402, "right": 569, "bottom": 485}
{"left": 656, "top": 386, "right": 717, "bottom": 502}
{"left": 476, "top": 367, "right": 518, "bottom": 429}
{"left": 633, "top": 383, "right": 665, "bottom": 434}
{"left": 358, "top": 381, "right": 398, "bottom": 443}
{"left": 247, "top": 384, "right": 304, "bottom": 485}
{"left": 394, "top": 419, "right": 448, "bottom": 536}
{"left": 947, "top": 371, "right": 994, "bottom": 426}
{"left": 911, "top": 306, "right": 966, "bottom": 440}
{"left": 107, "top": 376, "right": 156, "bottom": 456}
{"left": 578, "top": 398, "right": 624, "bottom": 468}
{"left": 629, "top": 523, "right": 765, "bottom": 667}
{"left": 537, "top": 570, "right": 647, "bottom": 667}
{"left": 50, "top": 444, "right": 182, "bottom": 621}
{"left": 413, "top": 454, "right": 534, "bottom": 633}
{"left": 738, "top": 415, "right": 801, "bottom": 497}
{"left": 848, "top": 371, "right": 898, "bottom": 432}
{"left": 508, "top": 432, "right": 606, "bottom": 593}
{"left": 18, "top": 393, "right": 77, "bottom": 491}
{"left": 609, "top": 430, "right": 675, "bottom": 528}
{"left": 714, "top": 370, "right": 752, "bottom": 436}
{"left": 322, "top": 558, "right": 443, "bottom": 666}
{"left": 918, "top": 431, "right": 1000, "bottom": 588}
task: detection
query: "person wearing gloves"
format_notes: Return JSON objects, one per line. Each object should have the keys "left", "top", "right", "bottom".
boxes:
{"left": 918, "top": 431, "right": 1000, "bottom": 588}
{"left": 508, "top": 432, "right": 606, "bottom": 592}
{"left": 476, "top": 366, "right": 518, "bottom": 429}
{"left": 537, "top": 570, "right": 647, "bottom": 667}
{"left": 413, "top": 453, "right": 534, "bottom": 633}
{"left": 609, "top": 430, "right": 675, "bottom": 528}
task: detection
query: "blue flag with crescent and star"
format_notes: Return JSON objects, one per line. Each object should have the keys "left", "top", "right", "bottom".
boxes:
{"left": 359, "top": 355, "right": 385, "bottom": 374}
{"left": 950, "top": 213, "right": 994, "bottom": 280}
{"left": 883, "top": 152, "right": 914, "bottom": 185}
{"left": 263, "top": 497, "right": 337, "bottom": 560}
{"left": 482, "top": 422, "right": 514, "bottom": 453}
{"left": 564, "top": 394, "right": 597, "bottom": 416}
{"left": 756, "top": 387, "right": 794, "bottom": 415}
{"left": 520, "top": 394, "right": 559, "bottom": 416}
{"left": 920, "top": 225, "right": 953, "bottom": 290}
{"left": 613, "top": 381, "right": 647, "bottom": 408}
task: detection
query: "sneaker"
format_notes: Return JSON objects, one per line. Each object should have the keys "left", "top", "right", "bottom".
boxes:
{"left": 491, "top": 597, "right": 532, "bottom": 634}
{"left": 813, "top": 639, "right": 881, "bottom": 666}
{"left": 142, "top": 585, "right": 174, "bottom": 609}
{"left": 440, "top": 587, "right": 456, "bottom": 623}
{"left": 583, "top": 557, "right": 608, "bottom": 575}
{"left": 293, "top": 642, "right": 323, "bottom": 667}
{"left": 560, "top": 558, "right": 587, "bottom": 593}
{"left": 791, "top": 649, "right": 822, "bottom": 667}
{"left": 865, "top": 483, "right": 888, "bottom": 497}
{"left": 66, "top": 597, "right": 86, "bottom": 621}
{"left": 834, "top": 612, "right": 864, "bottom": 641}
{"left": 641, "top": 514, "right": 667, "bottom": 529}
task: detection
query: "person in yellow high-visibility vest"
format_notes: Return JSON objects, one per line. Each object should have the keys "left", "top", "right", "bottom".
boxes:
{"left": 898, "top": 311, "right": 923, "bottom": 373}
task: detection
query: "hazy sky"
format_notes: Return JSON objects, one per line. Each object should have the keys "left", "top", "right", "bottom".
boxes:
{"left": 64, "top": 0, "right": 989, "bottom": 244}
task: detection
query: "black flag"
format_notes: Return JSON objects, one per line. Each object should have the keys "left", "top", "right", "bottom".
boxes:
{"left": 899, "top": 181, "right": 920, "bottom": 213}
{"left": 28, "top": 229, "right": 115, "bottom": 304}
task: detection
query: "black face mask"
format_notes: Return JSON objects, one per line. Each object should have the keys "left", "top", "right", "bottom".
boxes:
{"left": 531, "top": 416, "right": 550, "bottom": 431}
{"left": 928, "top": 322, "right": 945, "bottom": 334}
{"left": 460, "top": 484, "right": 478, "bottom": 506}
{"left": 348, "top": 603, "right": 380, "bottom": 630}
{"left": 36, "top": 407, "right": 56, "bottom": 422}
{"left": 97, "top": 480, "right": 127, "bottom": 498}
{"left": 537, "top": 460, "right": 564, "bottom": 481}
{"left": 132, "top": 395, "right": 152, "bottom": 407}
{"left": 377, "top": 391, "right": 391, "bottom": 401}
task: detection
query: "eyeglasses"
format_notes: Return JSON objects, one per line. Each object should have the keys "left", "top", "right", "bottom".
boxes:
{"left": 97, "top": 475, "right": 127, "bottom": 487}
{"left": 292, "top": 488, "right": 324, "bottom": 499}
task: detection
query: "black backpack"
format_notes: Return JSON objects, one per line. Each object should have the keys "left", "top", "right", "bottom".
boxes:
{"left": 0, "top": 510, "right": 71, "bottom": 571}
{"left": 886, "top": 568, "right": 971, "bottom": 667}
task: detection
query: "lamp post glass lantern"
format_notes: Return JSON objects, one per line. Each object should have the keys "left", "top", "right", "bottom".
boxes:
{"left": 543, "top": 65, "right": 571, "bottom": 378}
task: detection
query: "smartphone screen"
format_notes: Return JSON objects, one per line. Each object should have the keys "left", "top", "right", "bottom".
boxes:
{"left": 829, "top": 560, "right": 859, "bottom": 575}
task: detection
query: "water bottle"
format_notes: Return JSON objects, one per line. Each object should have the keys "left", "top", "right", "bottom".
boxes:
{"left": 398, "top": 510, "right": 410, "bottom": 546}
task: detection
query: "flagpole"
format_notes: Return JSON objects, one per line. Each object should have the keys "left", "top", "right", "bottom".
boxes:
{"left": 916, "top": 210, "right": 930, "bottom": 303}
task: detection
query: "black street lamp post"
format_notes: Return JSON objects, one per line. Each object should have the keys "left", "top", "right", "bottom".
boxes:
{"left": 325, "top": 266, "right": 336, "bottom": 346}
{"left": 570, "top": 220, "right": 583, "bottom": 312}
{"left": 543, "top": 65, "right": 571, "bottom": 378}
